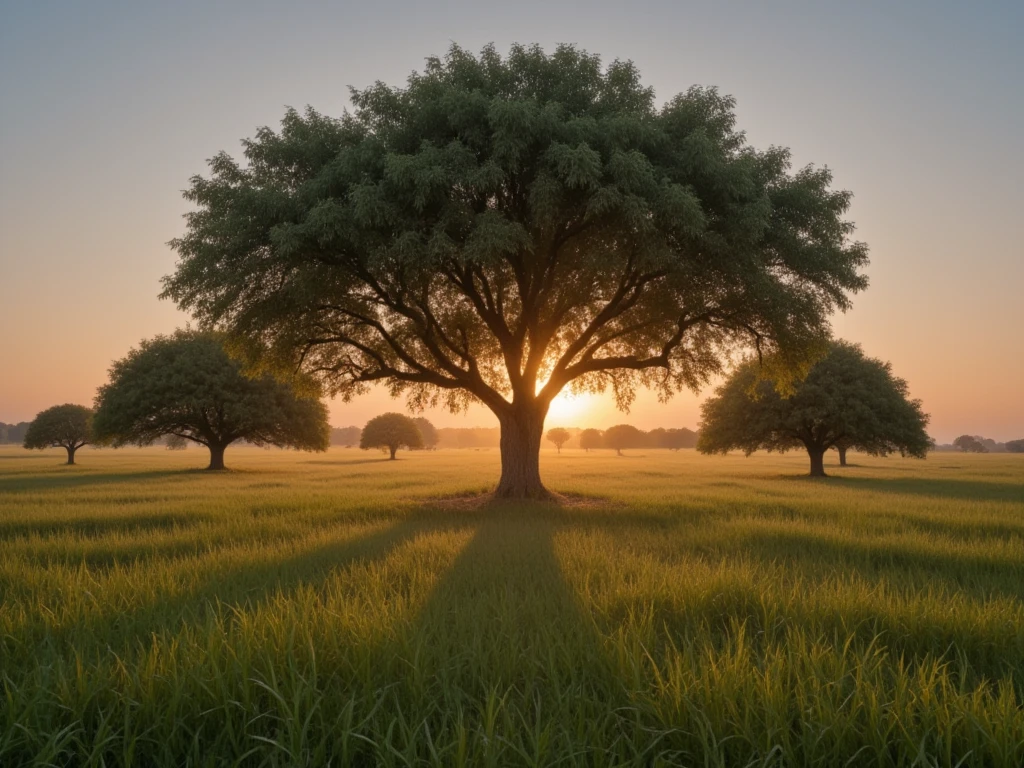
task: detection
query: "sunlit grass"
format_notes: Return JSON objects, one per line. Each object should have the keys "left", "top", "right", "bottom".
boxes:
{"left": 1, "top": 445, "right": 1023, "bottom": 765}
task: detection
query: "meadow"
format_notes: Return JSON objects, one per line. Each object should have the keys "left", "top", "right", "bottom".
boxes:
{"left": 1, "top": 444, "right": 1023, "bottom": 767}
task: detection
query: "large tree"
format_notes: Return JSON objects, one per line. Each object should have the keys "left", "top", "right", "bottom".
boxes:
{"left": 23, "top": 404, "right": 95, "bottom": 465}
{"left": 162, "top": 44, "right": 868, "bottom": 498}
{"left": 413, "top": 416, "right": 439, "bottom": 449}
{"left": 93, "top": 331, "right": 330, "bottom": 469}
{"left": 698, "top": 342, "right": 930, "bottom": 476}
{"left": 360, "top": 412, "right": 423, "bottom": 459}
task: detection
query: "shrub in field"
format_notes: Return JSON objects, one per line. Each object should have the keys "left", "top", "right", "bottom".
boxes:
{"left": 93, "top": 330, "right": 330, "bottom": 469}
{"left": 360, "top": 413, "right": 423, "bottom": 459}
{"left": 604, "top": 424, "right": 645, "bottom": 455}
{"left": 546, "top": 427, "right": 571, "bottom": 453}
{"left": 162, "top": 43, "right": 868, "bottom": 499}
{"left": 579, "top": 428, "right": 603, "bottom": 452}
{"left": 23, "top": 404, "right": 95, "bottom": 465}
{"left": 698, "top": 341, "right": 930, "bottom": 476}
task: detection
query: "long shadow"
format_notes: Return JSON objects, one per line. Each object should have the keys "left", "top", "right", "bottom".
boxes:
{"left": 835, "top": 476, "right": 1024, "bottom": 504}
{"left": 724, "top": 527, "right": 1024, "bottom": 601}
{"left": 302, "top": 457, "right": 399, "bottom": 466}
{"left": 0, "top": 511, "right": 210, "bottom": 540}
{"left": 0, "top": 469, "right": 197, "bottom": 494}
{"left": 380, "top": 508, "right": 675, "bottom": 766}
{"left": 12, "top": 512, "right": 475, "bottom": 661}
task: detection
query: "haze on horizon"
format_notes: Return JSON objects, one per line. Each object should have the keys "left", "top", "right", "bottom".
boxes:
{"left": 1, "top": 1, "right": 1021, "bottom": 443}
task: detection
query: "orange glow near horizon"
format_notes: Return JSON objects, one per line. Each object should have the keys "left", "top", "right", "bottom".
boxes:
{"left": 1, "top": 6, "right": 1022, "bottom": 443}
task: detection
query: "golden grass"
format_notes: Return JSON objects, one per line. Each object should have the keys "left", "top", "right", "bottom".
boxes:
{"left": 1, "top": 444, "right": 1023, "bottom": 766}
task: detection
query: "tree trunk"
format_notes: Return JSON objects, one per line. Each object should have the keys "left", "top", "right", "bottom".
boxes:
{"left": 495, "top": 402, "right": 549, "bottom": 499}
{"left": 838, "top": 446, "right": 848, "bottom": 466}
{"left": 65, "top": 445, "right": 76, "bottom": 465}
{"left": 389, "top": 446, "right": 397, "bottom": 460}
{"left": 207, "top": 443, "right": 227, "bottom": 470}
{"left": 808, "top": 447, "right": 827, "bottom": 477}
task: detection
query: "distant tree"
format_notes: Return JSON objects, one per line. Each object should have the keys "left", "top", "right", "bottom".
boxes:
{"left": 832, "top": 437, "right": 855, "bottom": 467}
{"left": 331, "top": 426, "right": 362, "bottom": 446}
{"left": 604, "top": 424, "right": 645, "bottom": 456}
{"left": 162, "top": 44, "right": 869, "bottom": 499}
{"left": 93, "top": 331, "right": 330, "bottom": 470}
{"left": 413, "top": 417, "right": 439, "bottom": 449}
{"left": 23, "top": 404, "right": 95, "bottom": 465}
{"left": 698, "top": 342, "right": 931, "bottom": 477}
{"left": 546, "top": 427, "right": 571, "bottom": 453}
{"left": 1006, "top": 439, "right": 1024, "bottom": 453}
{"left": 1, "top": 422, "right": 30, "bottom": 445}
{"left": 164, "top": 434, "right": 189, "bottom": 450}
{"left": 953, "top": 435, "right": 988, "bottom": 453}
{"left": 579, "top": 428, "right": 603, "bottom": 452}
{"left": 360, "top": 413, "right": 423, "bottom": 459}
{"left": 662, "top": 428, "right": 698, "bottom": 450}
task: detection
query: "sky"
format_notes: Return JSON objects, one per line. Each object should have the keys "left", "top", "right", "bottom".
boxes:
{"left": 1, "top": 1, "right": 1021, "bottom": 442}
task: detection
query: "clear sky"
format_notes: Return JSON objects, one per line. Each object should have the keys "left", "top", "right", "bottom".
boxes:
{"left": 1, "top": 1, "right": 1021, "bottom": 442}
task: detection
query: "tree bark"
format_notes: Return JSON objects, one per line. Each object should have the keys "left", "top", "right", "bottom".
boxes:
{"left": 808, "top": 446, "right": 827, "bottom": 477}
{"left": 389, "top": 446, "right": 397, "bottom": 460}
{"left": 207, "top": 443, "right": 227, "bottom": 470}
{"left": 65, "top": 445, "right": 76, "bottom": 465}
{"left": 838, "top": 446, "right": 848, "bottom": 466}
{"left": 495, "top": 402, "right": 549, "bottom": 499}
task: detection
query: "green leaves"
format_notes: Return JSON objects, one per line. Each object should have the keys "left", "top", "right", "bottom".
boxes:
{"left": 93, "top": 331, "right": 330, "bottom": 455}
{"left": 698, "top": 342, "right": 932, "bottom": 470}
{"left": 163, "top": 42, "right": 869, "bottom": 431}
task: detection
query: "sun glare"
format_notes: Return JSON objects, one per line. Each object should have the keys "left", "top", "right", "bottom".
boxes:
{"left": 546, "top": 390, "right": 598, "bottom": 426}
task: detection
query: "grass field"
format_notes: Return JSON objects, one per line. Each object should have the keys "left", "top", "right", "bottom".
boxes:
{"left": 1, "top": 444, "right": 1023, "bottom": 766}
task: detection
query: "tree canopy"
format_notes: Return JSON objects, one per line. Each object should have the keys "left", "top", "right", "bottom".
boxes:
{"left": 163, "top": 43, "right": 868, "bottom": 498}
{"left": 360, "top": 413, "right": 424, "bottom": 459}
{"left": 698, "top": 341, "right": 930, "bottom": 476}
{"left": 953, "top": 435, "right": 988, "bottom": 453}
{"left": 579, "top": 428, "right": 603, "bottom": 452}
{"left": 23, "top": 404, "right": 95, "bottom": 465}
{"left": 546, "top": 427, "right": 570, "bottom": 453}
{"left": 93, "top": 330, "right": 330, "bottom": 469}
{"left": 604, "top": 423, "right": 645, "bottom": 455}
{"left": 413, "top": 416, "right": 439, "bottom": 449}
{"left": 1006, "top": 439, "right": 1024, "bottom": 454}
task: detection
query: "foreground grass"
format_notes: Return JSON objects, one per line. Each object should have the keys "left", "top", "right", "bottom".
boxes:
{"left": 1, "top": 445, "right": 1023, "bottom": 766}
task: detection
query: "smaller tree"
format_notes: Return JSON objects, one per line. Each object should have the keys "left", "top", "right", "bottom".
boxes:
{"left": 413, "top": 417, "right": 439, "bottom": 450}
{"left": 698, "top": 342, "right": 930, "bottom": 477}
{"left": 546, "top": 427, "right": 571, "bottom": 454}
{"left": 953, "top": 435, "right": 988, "bottom": 453}
{"left": 1006, "top": 439, "right": 1024, "bottom": 453}
{"left": 604, "top": 424, "right": 645, "bottom": 456}
{"left": 23, "top": 404, "right": 95, "bottom": 465}
{"left": 579, "top": 428, "right": 603, "bottom": 452}
{"left": 93, "top": 331, "right": 330, "bottom": 470}
{"left": 361, "top": 413, "right": 423, "bottom": 459}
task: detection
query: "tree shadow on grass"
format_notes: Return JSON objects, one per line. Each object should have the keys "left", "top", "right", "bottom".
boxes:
{"left": 0, "top": 511, "right": 211, "bottom": 539}
{"left": 13, "top": 512, "right": 477, "bottom": 662}
{"left": 380, "top": 507, "right": 678, "bottom": 766}
{"left": 0, "top": 469, "right": 201, "bottom": 494}
{"left": 834, "top": 476, "right": 1024, "bottom": 504}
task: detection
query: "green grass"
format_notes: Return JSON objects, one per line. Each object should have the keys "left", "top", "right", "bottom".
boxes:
{"left": 1, "top": 444, "right": 1023, "bottom": 767}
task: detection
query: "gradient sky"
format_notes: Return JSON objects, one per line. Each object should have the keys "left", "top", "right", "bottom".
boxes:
{"left": 1, "top": 1, "right": 1021, "bottom": 442}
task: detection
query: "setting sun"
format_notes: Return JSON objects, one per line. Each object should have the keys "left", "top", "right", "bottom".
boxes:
{"left": 546, "top": 390, "right": 598, "bottom": 426}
